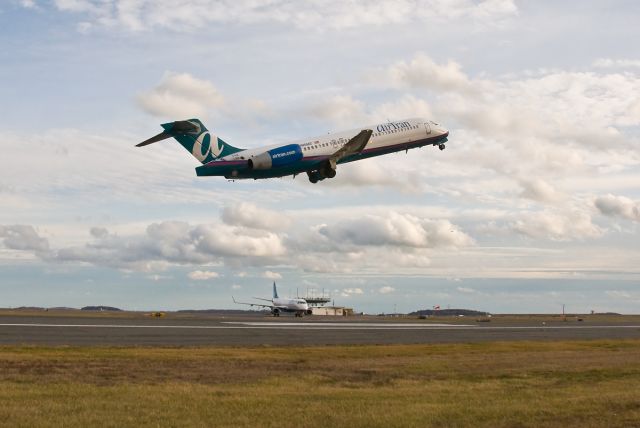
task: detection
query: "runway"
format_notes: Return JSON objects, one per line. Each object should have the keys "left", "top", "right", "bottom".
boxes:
{"left": 1, "top": 313, "right": 639, "bottom": 346}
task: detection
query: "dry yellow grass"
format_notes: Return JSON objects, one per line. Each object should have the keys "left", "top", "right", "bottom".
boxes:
{"left": 1, "top": 341, "right": 640, "bottom": 427}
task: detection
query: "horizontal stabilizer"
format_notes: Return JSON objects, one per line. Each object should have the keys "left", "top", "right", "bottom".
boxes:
{"left": 136, "top": 132, "right": 172, "bottom": 147}
{"left": 168, "top": 120, "right": 200, "bottom": 133}
{"left": 136, "top": 120, "right": 201, "bottom": 147}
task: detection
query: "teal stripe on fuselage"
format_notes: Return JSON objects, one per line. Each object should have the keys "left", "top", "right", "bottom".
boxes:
{"left": 196, "top": 159, "right": 322, "bottom": 179}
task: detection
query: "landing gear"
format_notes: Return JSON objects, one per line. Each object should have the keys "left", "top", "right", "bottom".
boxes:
{"left": 320, "top": 162, "right": 337, "bottom": 178}
{"left": 307, "top": 170, "right": 321, "bottom": 183}
{"left": 307, "top": 161, "right": 337, "bottom": 183}
{"left": 438, "top": 143, "right": 446, "bottom": 151}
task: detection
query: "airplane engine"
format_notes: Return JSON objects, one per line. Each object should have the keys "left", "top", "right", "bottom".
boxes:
{"left": 306, "top": 309, "right": 313, "bottom": 315}
{"left": 248, "top": 144, "right": 303, "bottom": 170}
{"left": 272, "top": 308, "right": 280, "bottom": 317}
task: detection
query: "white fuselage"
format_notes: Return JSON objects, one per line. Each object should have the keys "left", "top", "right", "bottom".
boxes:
{"left": 221, "top": 117, "right": 448, "bottom": 162}
{"left": 273, "top": 297, "right": 310, "bottom": 312}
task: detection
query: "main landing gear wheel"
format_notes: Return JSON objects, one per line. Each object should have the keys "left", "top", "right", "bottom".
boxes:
{"left": 307, "top": 170, "right": 319, "bottom": 183}
{"left": 438, "top": 144, "right": 446, "bottom": 151}
{"left": 307, "top": 162, "right": 337, "bottom": 183}
{"left": 320, "top": 161, "right": 337, "bottom": 179}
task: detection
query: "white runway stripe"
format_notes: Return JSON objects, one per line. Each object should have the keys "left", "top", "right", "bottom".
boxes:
{"left": 0, "top": 323, "right": 238, "bottom": 329}
{"left": 224, "top": 322, "right": 472, "bottom": 327}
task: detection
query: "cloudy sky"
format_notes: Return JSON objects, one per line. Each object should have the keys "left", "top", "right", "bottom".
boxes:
{"left": 1, "top": 0, "right": 639, "bottom": 313}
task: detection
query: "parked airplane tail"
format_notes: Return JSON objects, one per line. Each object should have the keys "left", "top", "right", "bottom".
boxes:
{"left": 136, "top": 119, "right": 244, "bottom": 164}
{"left": 273, "top": 281, "right": 279, "bottom": 299}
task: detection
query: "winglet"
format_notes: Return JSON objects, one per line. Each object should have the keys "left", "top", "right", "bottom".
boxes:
{"left": 273, "top": 281, "right": 279, "bottom": 299}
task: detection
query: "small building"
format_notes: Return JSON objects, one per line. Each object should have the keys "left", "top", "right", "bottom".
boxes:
{"left": 311, "top": 306, "right": 353, "bottom": 316}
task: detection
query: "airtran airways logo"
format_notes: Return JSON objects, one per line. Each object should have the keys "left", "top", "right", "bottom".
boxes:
{"left": 376, "top": 121, "right": 412, "bottom": 132}
{"left": 192, "top": 132, "right": 223, "bottom": 161}
{"left": 272, "top": 150, "right": 296, "bottom": 159}
{"left": 269, "top": 144, "right": 303, "bottom": 167}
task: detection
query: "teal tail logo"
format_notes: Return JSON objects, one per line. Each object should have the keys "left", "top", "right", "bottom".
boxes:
{"left": 161, "top": 119, "right": 243, "bottom": 164}
{"left": 193, "top": 130, "right": 223, "bottom": 161}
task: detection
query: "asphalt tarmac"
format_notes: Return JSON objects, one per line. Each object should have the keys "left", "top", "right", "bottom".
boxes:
{"left": 1, "top": 312, "right": 639, "bottom": 346}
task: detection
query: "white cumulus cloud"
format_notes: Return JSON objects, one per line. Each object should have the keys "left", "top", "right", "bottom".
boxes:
{"left": 378, "top": 286, "right": 395, "bottom": 294}
{"left": 594, "top": 194, "right": 640, "bottom": 222}
{"left": 0, "top": 225, "right": 50, "bottom": 252}
{"left": 511, "top": 210, "right": 603, "bottom": 241}
{"left": 308, "top": 95, "right": 368, "bottom": 127}
{"left": 262, "top": 270, "right": 282, "bottom": 280}
{"left": 319, "top": 212, "right": 474, "bottom": 248}
{"left": 137, "top": 72, "right": 225, "bottom": 119}
{"left": 519, "top": 178, "right": 565, "bottom": 203}
{"left": 48, "top": 221, "right": 285, "bottom": 271}
{"left": 593, "top": 58, "right": 640, "bottom": 69}
{"left": 385, "top": 53, "right": 474, "bottom": 93}
{"left": 47, "top": 0, "right": 518, "bottom": 32}
{"left": 340, "top": 287, "right": 364, "bottom": 297}
{"left": 187, "top": 270, "right": 219, "bottom": 280}
{"left": 222, "top": 202, "right": 291, "bottom": 231}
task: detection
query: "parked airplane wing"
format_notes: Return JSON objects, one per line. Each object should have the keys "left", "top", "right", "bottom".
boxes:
{"left": 232, "top": 296, "right": 273, "bottom": 309}
{"left": 330, "top": 129, "right": 373, "bottom": 163}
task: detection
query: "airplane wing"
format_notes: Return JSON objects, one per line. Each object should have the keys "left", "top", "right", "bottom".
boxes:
{"left": 232, "top": 296, "right": 274, "bottom": 309}
{"left": 330, "top": 129, "right": 373, "bottom": 164}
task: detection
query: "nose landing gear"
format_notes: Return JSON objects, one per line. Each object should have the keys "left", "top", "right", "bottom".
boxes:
{"left": 438, "top": 143, "right": 446, "bottom": 151}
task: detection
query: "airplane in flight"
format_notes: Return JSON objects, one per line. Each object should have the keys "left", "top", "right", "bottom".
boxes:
{"left": 137, "top": 117, "right": 449, "bottom": 183}
{"left": 233, "top": 282, "right": 312, "bottom": 317}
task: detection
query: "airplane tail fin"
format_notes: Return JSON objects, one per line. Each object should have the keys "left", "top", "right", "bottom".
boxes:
{"left": 136, "top": 119, "right": 244, "bottom": 164}
{"left": 273, "top": 281, "right": 279, "bottom": 299}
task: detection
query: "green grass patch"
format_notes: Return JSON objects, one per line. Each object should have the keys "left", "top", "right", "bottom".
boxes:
{"left": 1, "top": 341, "right": 640, "bottom": 427}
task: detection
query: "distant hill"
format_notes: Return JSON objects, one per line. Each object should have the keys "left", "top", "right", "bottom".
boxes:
{"left": 177, "top": 309, "right": 268, "bottom": 315}
{"left": 410, "top": 308, "right": 489, "bottom": 317}
{"left": 81, "top": 306, "right": 122, "bottom": 312}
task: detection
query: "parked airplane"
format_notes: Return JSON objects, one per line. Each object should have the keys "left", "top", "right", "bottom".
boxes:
{"left": 233, "top": 282, "right": 312, "bottom": 317}
{"left": 137, "top": 117, "right": 449, "bottom": 183}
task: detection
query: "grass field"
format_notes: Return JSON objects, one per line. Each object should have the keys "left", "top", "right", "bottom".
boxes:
{"left": 1, "top": 340, "right": 640, "bottom": 427}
